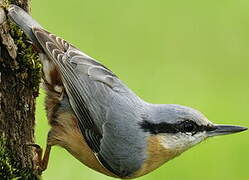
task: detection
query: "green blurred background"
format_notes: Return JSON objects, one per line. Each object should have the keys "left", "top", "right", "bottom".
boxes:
{"left": 32, "top": 0, "right": 249, "bottom": 179}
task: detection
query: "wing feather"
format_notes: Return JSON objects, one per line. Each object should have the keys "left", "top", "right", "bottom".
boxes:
{"left": 33, "top": 28, "right": 100, "bottom": 131}
{"left": 33, "top": 27, "right": 140, "bottom": 177}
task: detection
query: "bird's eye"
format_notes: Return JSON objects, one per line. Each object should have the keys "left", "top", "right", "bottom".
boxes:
{"left": 181, "top": 120, "right": 196, "bottom": 133}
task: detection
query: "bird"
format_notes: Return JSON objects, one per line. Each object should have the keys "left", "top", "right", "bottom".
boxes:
{"left": 8, "top": 5, "right": 247, "bottom": 179}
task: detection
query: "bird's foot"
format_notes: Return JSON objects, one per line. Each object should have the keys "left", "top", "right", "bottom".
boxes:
{"left": 27, "top": 143, "right": 51, "bottom": 174}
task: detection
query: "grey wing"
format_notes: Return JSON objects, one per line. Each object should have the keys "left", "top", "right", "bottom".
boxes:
{"left": 32, "top": 28, "right": 144, "bottom": 177}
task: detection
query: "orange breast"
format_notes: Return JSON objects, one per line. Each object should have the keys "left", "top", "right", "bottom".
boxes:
{"left": 131, "top": 135, "right": 178, "bottom": 178}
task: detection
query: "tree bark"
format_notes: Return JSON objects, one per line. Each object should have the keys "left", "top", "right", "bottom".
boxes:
{"left": 0, "top": 0, "right": 41, "bottom": 179}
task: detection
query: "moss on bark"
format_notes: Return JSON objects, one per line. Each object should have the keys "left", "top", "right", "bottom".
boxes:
{"left": 0, "top": 0, "right": 42, "bottom": 179}
{"left": 0, "top": 137, "right": 40, "bottom": 180}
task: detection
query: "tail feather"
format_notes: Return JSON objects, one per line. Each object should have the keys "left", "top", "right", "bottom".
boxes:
{"left": 8, "top": 5, "right": 42, "bottom": 49}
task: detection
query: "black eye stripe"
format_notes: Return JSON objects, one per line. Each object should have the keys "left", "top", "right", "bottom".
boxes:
{"left": 139, "top": 120, "right": 216, "bottom": 135}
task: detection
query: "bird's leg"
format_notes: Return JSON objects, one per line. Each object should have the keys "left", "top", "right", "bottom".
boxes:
{"left": 27, "top": 143, "right": 52, "bottom": 174}
{"left": 40, "top": 144, "right": 51, "bottom": 171}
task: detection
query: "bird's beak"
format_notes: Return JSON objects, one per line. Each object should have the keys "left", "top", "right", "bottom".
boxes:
{"left": 207, "top": 124, "right": 247, "bottom": 137}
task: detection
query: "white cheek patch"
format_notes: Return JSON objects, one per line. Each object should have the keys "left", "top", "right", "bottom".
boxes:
{"left": 159, "top": 132, "right": 206, "bottom": 153}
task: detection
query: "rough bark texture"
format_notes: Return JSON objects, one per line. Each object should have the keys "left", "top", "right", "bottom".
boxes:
{"left": 0, "top": 0, "right": 41, "bottom": 179}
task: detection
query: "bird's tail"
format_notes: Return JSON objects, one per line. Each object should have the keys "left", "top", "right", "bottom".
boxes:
{"left": 8, "top": 5, "right": 42, "bottom": 49}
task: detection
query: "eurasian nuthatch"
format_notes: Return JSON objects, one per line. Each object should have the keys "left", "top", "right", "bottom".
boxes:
{"left": 8, "top": 5, "right": 248, "bottom": 179}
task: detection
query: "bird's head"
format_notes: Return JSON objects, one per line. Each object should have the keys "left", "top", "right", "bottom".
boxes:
{"left": 141, "top": 104, "right": 247, "bottom": 157}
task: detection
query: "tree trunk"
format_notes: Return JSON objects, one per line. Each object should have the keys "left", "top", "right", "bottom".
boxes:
{"left": 0, "top": 0, "right": 41, "bottom": 179}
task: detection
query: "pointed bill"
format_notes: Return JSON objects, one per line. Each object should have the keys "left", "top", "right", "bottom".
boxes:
{"left": 207, "top": 125, "right": 247, "bottom": 137}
